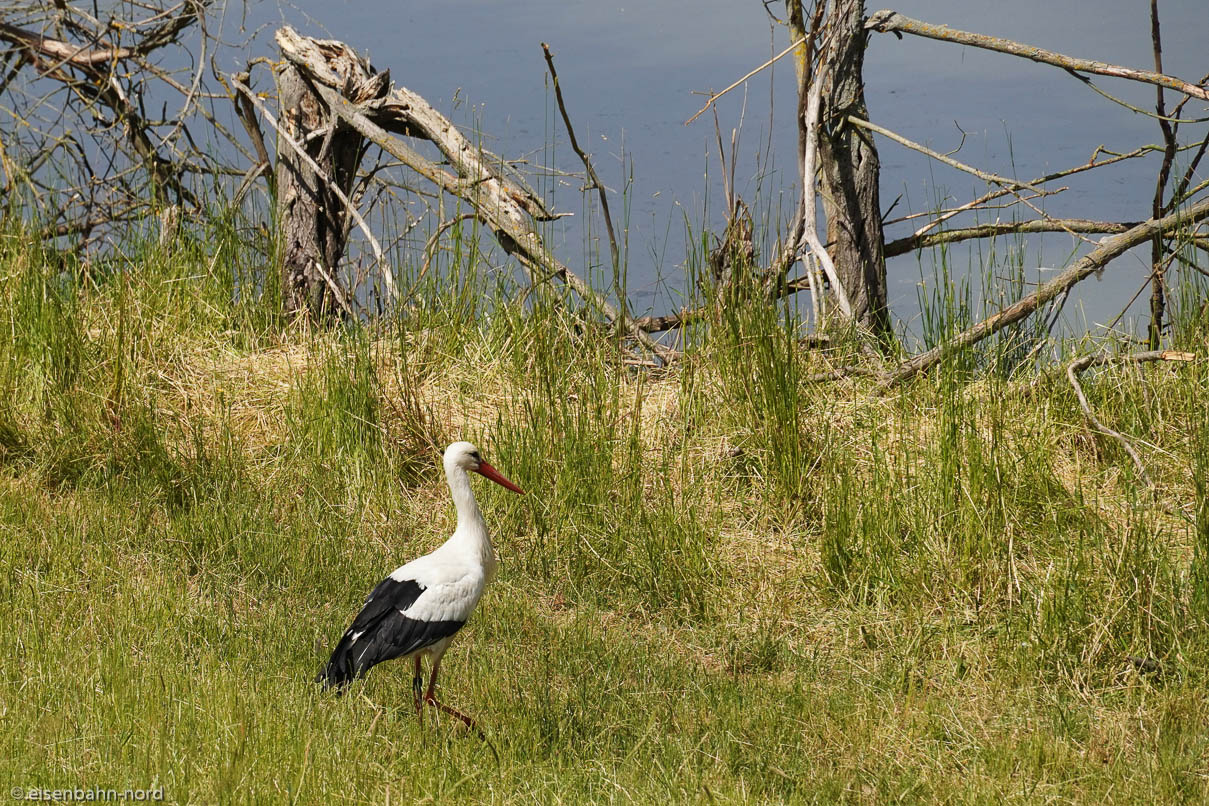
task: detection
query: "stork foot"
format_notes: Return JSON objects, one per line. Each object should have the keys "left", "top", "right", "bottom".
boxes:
{"left": 424, "top": 695, "right": 497, "bottom": 761}
{"left": 424, "top": 694, "right": 478, "bottom": 732}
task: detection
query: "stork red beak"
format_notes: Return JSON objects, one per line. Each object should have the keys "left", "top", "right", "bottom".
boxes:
{"left": 474, "top": 461, "right": 526, "bottom": 495}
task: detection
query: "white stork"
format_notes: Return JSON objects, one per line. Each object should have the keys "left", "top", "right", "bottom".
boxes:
{"left": 316, "top": 441, "right": 524, "bottom": 730}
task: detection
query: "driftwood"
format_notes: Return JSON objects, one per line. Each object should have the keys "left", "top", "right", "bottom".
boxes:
{"left": 272, "top": 27, "right": 673, "bottom": 361}
{"left": 616, "top": 3, "right": 1209, "bottom": 370}
{"left": 262, "top": 53, "right": 377, "bottom": 317}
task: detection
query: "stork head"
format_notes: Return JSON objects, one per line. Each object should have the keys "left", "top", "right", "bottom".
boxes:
{"left": 444, "top": 441, "right": 525, "bottom": 494}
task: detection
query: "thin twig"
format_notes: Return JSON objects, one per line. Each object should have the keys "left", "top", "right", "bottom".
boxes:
{"left": 541, "top": 43, "right": 620, "bottom": 280}
{"left": 406, "top": 213, "right": 477, "bottom": 304}
{"left": 1067, "top": 71, "right": 1208, "bottom": 124}
{"left": 228, "top": 68, "right": 273, "bottom": 177}
{"left": 685, "top": 35, "right": 806, "bottom": 125}
{"left": 1147, "top": 0, "right": 1177, "bottom": 349}
{"left": 848, "top": 116, "right": 1043, "bottom": 194}
{"left": 1065, "top": 350, "right": 1195, "bottom": 489}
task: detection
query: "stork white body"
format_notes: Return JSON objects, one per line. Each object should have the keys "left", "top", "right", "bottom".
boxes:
{"left": 317, "top": 442, "right": 523, "bottom": 728}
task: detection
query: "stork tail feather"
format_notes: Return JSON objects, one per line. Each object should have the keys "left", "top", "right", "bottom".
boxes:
{"left": 316, "top": 633, "right": 359, "bottom": 690}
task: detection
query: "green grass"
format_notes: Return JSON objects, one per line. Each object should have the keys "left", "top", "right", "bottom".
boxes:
{"left": 1, "top": 220, "right": 1208, "bottom": 804}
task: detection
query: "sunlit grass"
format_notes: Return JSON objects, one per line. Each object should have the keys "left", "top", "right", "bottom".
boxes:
{"left": 1, "top": 220, "right": 1207, "bottom": 803}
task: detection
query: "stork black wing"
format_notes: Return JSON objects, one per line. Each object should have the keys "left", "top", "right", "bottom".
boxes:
{"left": 316, "top": 576, "right": 465, "bottom": 690}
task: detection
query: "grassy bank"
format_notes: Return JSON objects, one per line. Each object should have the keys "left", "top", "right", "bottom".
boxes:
{"left": 1, "top": 222, "right": 1208, "bottom": 804}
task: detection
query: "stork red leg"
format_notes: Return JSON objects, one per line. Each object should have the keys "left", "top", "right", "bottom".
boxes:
{"left": 423, "top": 658, "right": 480, "bottom": 733}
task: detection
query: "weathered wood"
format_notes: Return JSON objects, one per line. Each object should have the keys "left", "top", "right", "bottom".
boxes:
{"left": 233, "top": 76, "right": 392, "bottom": 306}
{"left": 818, "top": 0, "right": 889, "bottom": 337}
{"left": 796, "top": 21, "right": 854, "bottom": 323}
{"left": 273, "top": 54, "right": 365, "bottom": 319}
{"left": 274, "top": 26, "right": 674, "bottom": 360}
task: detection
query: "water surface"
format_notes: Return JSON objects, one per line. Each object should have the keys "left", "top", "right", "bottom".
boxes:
{"left": 249, "top": 1, "right": 1207, "bottom": 339}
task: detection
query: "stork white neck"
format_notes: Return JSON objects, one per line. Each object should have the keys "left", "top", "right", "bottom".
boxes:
{"left": 447, "top": 462, "right": 487, "bottom": 533}
{"left": 444, "top": 456, "right": 496, "bottom": 577}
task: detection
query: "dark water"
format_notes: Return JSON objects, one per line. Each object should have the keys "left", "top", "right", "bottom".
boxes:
{"left": 249, "top": 0, "right": 1207, "bottom": 340}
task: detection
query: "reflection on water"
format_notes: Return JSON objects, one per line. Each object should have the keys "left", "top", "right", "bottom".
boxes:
{"left": 257, "top": 0, "right": 1207, "bottom": 340}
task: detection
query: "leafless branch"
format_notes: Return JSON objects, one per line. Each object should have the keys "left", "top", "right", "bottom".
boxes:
{"left": 1144, "top": 12, "right": 1170, "bottom": 346}
{"left": 0, "top": 0, "right": 251, "bottom": 246}
{"left": 231, "top": 75, "right": 395, "bottom": 302}
{"left": 848, "top": 115, "right": 1094, "bottom": 244}
{"left": 1066, "top": 350, "right": 1195, "bottom": 489}
{"left": 885, "top": 196, "right": 1209, "bottom": 386}
{"left": 885, "top": 219, "right": 1140, "bottom": 257}
{"left": 865, "top": 9, "right": 1209, "bottom": 101}
{"left": 541, "top": 43, "right": 620, "bottom": 283}
{"left": 409, "top": 212, "right": 477, "bottom": 303}
{"left": 849, "top": 116, "right": 1043, "bottom": 194}
{"left": 685, "top": 35, "right": 805, "bottom": 126}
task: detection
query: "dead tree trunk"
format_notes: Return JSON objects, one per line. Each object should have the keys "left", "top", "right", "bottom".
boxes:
{"left": 274, "top": 61, "right": 364, "bottom": 319}
{"left": 816, "top": 0, "right": 890, "bottom": 338}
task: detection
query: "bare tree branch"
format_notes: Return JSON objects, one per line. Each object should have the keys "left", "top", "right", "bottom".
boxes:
{"left": 274, "top": 27, "right": 674, "bottom": 361}
{"left": 865, "top": 9, "right": 1209, "bottom": 102}
{"left": 849, "top": 116, "right": 1043, "bottom": 193}
{"left": 685, "top": 35, "right": 805, "bottom": 126}
{"left": 886, "top": 144, "right": 1160, "bottom": 237}
{"left": 541, "top": 43, "right": 621, "bottom": 286}
{"left": 885, "top": 219, "right": 1140, "bottom": 257}
{"left": 884, "top": 195, "right": 1209, "bottom": 386}
{"left": 0, "top": 0, "right": 236, "bottom": 240}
